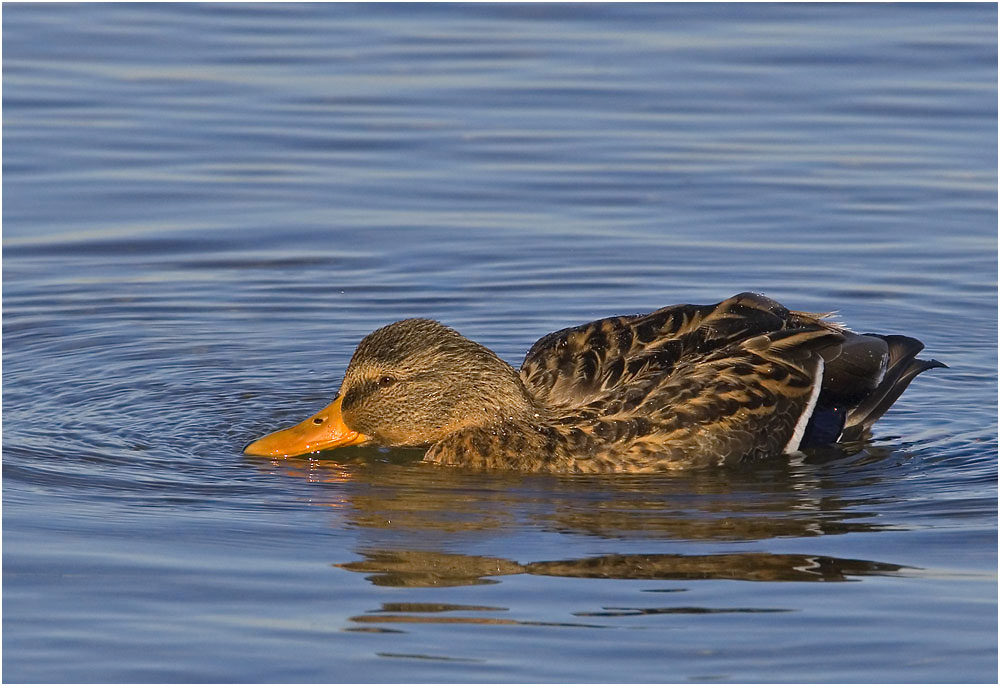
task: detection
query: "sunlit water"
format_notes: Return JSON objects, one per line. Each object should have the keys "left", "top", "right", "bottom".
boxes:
{"left": 3, "top": 4, "right": 997, "bottom": 683}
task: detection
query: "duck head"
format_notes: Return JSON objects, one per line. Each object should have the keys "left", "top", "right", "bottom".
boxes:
{"left": 243, "top": 319, "right": 532, "bottom": 457}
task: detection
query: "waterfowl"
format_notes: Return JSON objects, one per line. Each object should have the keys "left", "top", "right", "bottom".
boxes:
{"left": 244, "top": 292, "right": 944, "bottom": 472}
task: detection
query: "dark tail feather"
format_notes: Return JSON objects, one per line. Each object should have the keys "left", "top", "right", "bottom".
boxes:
{"left": 839, "top": 334, "right": 946, "bottom": 441}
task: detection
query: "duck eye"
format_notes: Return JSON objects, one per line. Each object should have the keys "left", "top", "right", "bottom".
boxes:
{"left": 377, "top": 375, "right": 396, "bottom": 387}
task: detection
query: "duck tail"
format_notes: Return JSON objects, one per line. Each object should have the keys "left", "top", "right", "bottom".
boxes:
{"left": 801, "top": 332, "right": 945, "bottom": 447}
{"left": 837, "top": 334, "right": 946, "bottom": 441}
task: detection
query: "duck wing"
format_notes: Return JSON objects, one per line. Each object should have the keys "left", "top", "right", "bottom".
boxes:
{"left": 517, "top": 292, "right": 942, "bottom": 470}
{"left": 555, "top": 325, "right": 844, "bottom": 470}
{"left": 519, "top": 292, "right": 832, "bottom": 412}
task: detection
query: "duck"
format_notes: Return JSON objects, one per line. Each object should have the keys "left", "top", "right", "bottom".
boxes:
{"left": 244, "top": 292, "right": 944, "bottom": 472}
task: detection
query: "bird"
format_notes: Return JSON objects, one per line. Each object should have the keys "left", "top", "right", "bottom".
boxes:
{"left": 244, "top": 292, "right": 944, "bottom": 472}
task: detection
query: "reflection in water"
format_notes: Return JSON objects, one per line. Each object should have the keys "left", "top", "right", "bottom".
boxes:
{"left": 375, "top": 603, "right": 507, "bottom": 613}
{"left": 575, "top": 607, "right": 791, "bottom": 616}
{"left": 337, "top": 549, "right": 905, "bottom": 631}
{"left": 337, "top": 549, "right": 907, "bottom": 588}
{"left": 354, "top": 615, "right": 607, "bottom": 629}
{"left": 339, "top": 550, "right": 520, "bottom": 588}
{"left": 350, "top": 602, "right": 612, "bottom": 631}
{"left": 260, "top": 450, "right": 913, "bottom": 635}
{"left": 376, "top": 652, "right": 486, "bottom": 663}
{"left": 249, "top": 443, "right": 897, "bottom": 543}
{"left": 253, "top": 450, "right": 912, "bottom": 634}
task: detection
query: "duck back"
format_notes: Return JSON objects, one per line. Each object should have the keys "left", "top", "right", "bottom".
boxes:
{"left": 511, "top": 292, "right": 941, "bottom": 470}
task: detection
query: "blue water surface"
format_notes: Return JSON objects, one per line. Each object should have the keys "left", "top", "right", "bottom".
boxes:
{"left": 3, "top": 3, "right": 997, "bottom": 683}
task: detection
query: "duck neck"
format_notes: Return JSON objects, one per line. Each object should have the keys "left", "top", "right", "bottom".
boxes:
{"left": 451, "top": 354, "right": 539, "bottom": 430}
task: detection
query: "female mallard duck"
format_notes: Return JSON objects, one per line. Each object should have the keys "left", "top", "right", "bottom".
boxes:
{"left": 244, "top": 293, "right": 943, "bottom": 472}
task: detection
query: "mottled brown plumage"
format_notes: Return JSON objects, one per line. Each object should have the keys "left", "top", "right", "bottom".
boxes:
{"left": 244, "top": 293, "right": 943, "bottom": 472}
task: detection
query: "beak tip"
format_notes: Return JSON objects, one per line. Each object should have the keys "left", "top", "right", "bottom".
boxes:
{"left": 242, "top": 440, "right": 265, "bottom": 456}
{"left": 242, "top": 437, "right": 285, "bottom": 457}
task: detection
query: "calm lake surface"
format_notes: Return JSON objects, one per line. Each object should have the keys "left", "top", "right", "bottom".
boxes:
{"left": 3, "top": 3, "right": 997, "bottom": 683}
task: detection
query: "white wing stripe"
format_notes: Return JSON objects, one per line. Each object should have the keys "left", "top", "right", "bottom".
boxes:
{"left": 784, "top": 357, "right": 824, "bottom": 454}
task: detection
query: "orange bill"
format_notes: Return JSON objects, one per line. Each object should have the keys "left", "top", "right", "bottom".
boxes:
{"left": 243, "top": 395, "right": 369, "bottom": 457}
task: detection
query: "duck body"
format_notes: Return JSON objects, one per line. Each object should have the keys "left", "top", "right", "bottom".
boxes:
{"left": 245, "top": 293, "right": 944, "bottom": 473}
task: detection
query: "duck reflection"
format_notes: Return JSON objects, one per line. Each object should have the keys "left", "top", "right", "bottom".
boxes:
{"left": 248, "top": 443, "right": 896, "bottom": 542}
{"left": 336, "top": 548, "right": 906, "bottom": 588}
{"left": 335, "top": 548, "right": 906, "bottom": 629}
{"left": 248, "top": 448, "right": 911, "bottom": 631}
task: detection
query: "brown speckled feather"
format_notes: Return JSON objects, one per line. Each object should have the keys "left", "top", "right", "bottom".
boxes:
{"left": 520, "top": 292, "right": 836, "bottom": 409}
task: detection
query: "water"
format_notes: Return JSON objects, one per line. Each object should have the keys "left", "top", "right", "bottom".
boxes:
{"left": 3, "top": 3, "right": 996, "bottom": 682}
